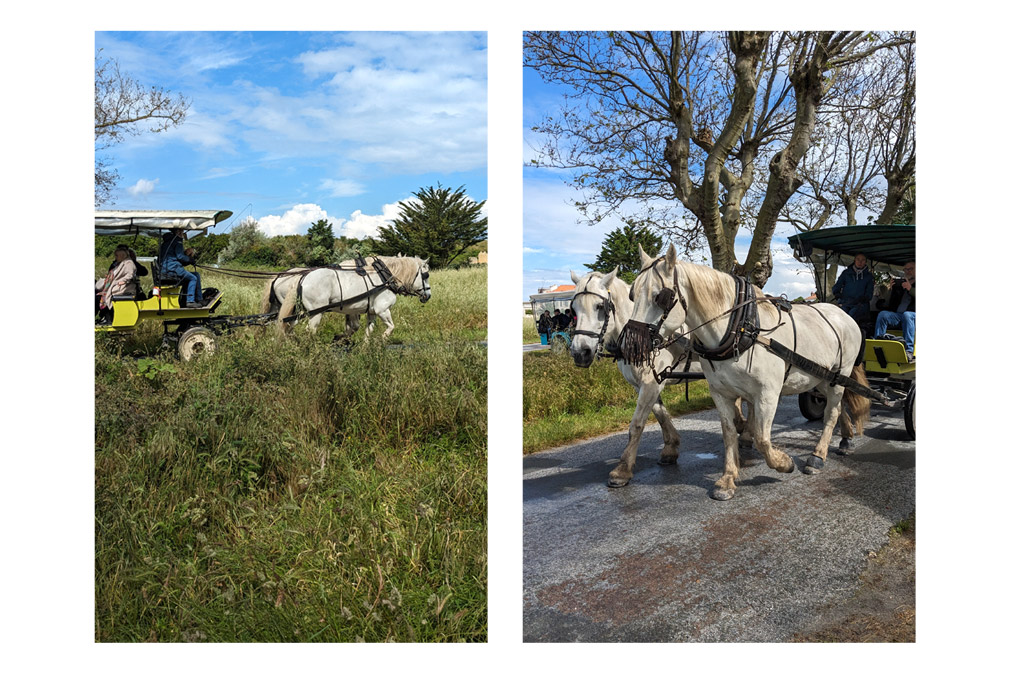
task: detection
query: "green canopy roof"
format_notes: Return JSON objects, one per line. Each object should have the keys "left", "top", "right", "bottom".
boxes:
{"left": 787, "top": 225, "right": 915, "bottom": 274}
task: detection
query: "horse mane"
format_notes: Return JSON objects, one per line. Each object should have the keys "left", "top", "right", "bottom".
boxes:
{"left": 676, "top": 261, "right": 776, "bottom": 322}
{"left": 375, "top": 255, "right": 422, "bottom": 285}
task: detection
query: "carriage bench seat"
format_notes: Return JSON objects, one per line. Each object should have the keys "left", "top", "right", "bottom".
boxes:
{"left": 864, "top": 337, "right": 914, "bottom": 374}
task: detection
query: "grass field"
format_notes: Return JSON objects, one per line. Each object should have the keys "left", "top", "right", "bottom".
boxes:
{"left": 95, "top": 264, "right": 487, "bottom": 642}
{"left": 523, "top": 350, "right": 714, "bottom": 453}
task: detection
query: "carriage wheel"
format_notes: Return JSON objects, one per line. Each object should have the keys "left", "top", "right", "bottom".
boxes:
{"left": 178, "top": 326, "right": 216, "bottom": 362}
{"left": 903, "top": 383, "right": 915, "bottom": 439}
{"left": 798, "top": 390, "right": 826, "bottom": 421}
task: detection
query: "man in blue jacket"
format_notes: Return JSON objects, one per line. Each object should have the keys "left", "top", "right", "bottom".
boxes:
{"left": 159, "top": 229, "right": 203, "bottom": 306}
{"left": 832, "top": 253, "right": 874, "bottom": 322}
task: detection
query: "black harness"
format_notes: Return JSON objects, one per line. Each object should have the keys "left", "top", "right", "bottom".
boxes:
{"left": 570, "top": 288, "right": 617, "bottom": 359}
{"left": 690, "top": 275, "right": 761, "bottom": 362}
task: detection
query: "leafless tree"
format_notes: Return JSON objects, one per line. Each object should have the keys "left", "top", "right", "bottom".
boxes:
{"left": 525, "top": 31, "right": 914, "bottom": 288}
{"left": 94, "top": 50, "right": 189, "bottom": 205}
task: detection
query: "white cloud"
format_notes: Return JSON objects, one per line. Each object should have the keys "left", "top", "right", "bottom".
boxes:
{"left": 523, "top": 247, "right": 544, "bottom": 254}
{"left": 320, "top": 178, "right": 366, "bottom": 198}
{"left": 258, "top": 203, "right": 340, "bottom": 237}
{"left": 127, "top": 178, "right": 159, "bottom": 197}
{"left": 338, "top": 202, "right": 405, "bottom": 240}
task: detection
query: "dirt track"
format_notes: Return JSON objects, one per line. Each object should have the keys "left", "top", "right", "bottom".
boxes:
{"left": 523, "top": 396, "right": 915, "bottom": 642}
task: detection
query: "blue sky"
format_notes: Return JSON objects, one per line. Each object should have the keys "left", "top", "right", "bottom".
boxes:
{"left": 96, "top": 31, "right": 487, "bottom": 239}
{"left": 522, "top": 50, "right": 820, "bottom": 301}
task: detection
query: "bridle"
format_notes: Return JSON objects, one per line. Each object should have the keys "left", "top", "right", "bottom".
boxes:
{"left": 620, "top": 258, "right": 687, "bottom": 365}
{"left": 570, "top": 287, "right": 616, "bottom": 358}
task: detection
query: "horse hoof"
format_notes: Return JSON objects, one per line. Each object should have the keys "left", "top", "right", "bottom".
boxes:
{"left": 608, "top": 476, "right": 630, "bottom": 488}
{"left": 835, "top": 438, "right": 854, "bottom": 456}
{"left": 803, "top": 455, "right": 824, "bottom": 475}
{"left": 658, "top": 454, "right": 678, "bottom": 466}
{"left": 711, "top": 487, "right": 735, "bottom": 501}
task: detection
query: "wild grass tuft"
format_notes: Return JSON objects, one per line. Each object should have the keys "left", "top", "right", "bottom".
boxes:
{"left": 523, "top": 350, "right": 714, "bottom": 453}
{"left": 95, "top": 264, "right": 486, "bottom": 642}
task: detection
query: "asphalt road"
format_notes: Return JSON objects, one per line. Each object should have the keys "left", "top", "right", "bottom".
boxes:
{"left": 523, "top": 396, "right": 915, "bottom": 642}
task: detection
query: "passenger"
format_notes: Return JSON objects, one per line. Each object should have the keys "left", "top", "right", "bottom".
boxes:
{"left": 557, "top": 308, "right": 572, "bottom": 330}
{"left": 874, "top": 261, "right": 915, "bottom": 360}
{"left": 567, "top": 307, "right": 577, "bottom": 328}
{"left": 552, "top": 308, "right": 563, "bottom": 330}
{"left": 159, "top": 229, "right": 204, "bottom": 306}
{"left": 95, "top": 244, "right": 138, "bottom": 324}
{"left": 832, "top": 253, "right": 874, "bottom": 322}
{"left": 537, "top": 310, "right": 552, "bottom": 335}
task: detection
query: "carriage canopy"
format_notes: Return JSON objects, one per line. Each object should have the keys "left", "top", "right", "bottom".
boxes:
{"left": 95, "top": 210, "right": 233, "bottom": 237}
{"left": 787, "top": 224, "right": 915, "bottom": 276}
{"left": 529, "top": 288, "right": 576, "bottom": 316}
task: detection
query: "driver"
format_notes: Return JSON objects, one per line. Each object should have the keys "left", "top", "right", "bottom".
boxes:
{"left": 159, "top": 229, "right": 204, "bottom": 306}
{"left": 832, "top": 252, "right": 874, "bottom": 322}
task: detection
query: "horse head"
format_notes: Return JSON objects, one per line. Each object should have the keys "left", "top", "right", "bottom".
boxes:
{"left": 623, "top": 244, "right": 686, "bottom": 367}
{"left": 416, "top": 257, "right": 431, "bottom": 303}
{"left": 569, "top": 269, "right": 621, "bottom": 368}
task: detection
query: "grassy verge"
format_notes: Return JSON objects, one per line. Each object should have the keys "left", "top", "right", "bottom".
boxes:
{"left": 95, "top": 265, "right": 487, "bottom": 642}
{"left": 523, "top": 350, "right": 714, "bottom": 453}
{"left": 522, "top": 316, "right": 539, "bottom": 344}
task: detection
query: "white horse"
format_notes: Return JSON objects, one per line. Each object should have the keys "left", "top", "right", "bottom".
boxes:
{"left": 568, "top": 269, "right": 750, "bottom": 488}
{"left": 261, "top": 255, "right": 430, "bottom": 339}
{"left": 624, "top": 245, "right": 869, "bottom": 501}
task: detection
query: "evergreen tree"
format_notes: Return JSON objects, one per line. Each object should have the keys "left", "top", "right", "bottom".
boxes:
{"left": 373, "top": 185, "right": 487, "bottom": 268}
{"left": 306, "top": 219, "right": 336, "bottom": 265}
{"left": 585, "top": 224, "right": 664, "bottom": 284}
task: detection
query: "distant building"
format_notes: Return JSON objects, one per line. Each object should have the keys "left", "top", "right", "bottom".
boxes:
{"left": 468, "top": 251, "right": 488, "bottom": 265}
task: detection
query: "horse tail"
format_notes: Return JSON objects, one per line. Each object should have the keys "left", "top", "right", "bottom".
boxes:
{"left": 260, "top": 278, "right": 277, "bottom": 314}
{"left": 842, "top": 364, "right": 871, "bottom": 435}
{"left": 276, "top": 280, "right": 300, "bottom": 335}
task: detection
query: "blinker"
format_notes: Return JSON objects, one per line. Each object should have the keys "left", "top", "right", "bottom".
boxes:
{"left": 655, "top": 287, "right": 676, "bottom": 311}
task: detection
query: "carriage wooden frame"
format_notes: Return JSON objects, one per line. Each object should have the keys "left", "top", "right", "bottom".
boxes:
{"left": 787, "top": 224, "right": 916, "bottom": 438}
{"left": 95, "top": 210, "right": 235, "bottom": 361}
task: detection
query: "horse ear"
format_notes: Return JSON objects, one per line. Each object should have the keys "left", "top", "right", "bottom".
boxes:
{"left": 601, "top": 268, "right": 618, "bottom": 288}
{"left": 638, "top": 243, "right": 652, "bottom": 270}
{"left": 422, "top": 258, "right": 429, "bottom": 265}
{"left": 665, "top": 244, "right": 677, "bottom": 266}
{"left": 570, "top": 269, "right": 581, "bottom": 284}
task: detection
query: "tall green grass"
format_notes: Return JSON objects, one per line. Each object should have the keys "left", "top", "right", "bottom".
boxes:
{"left": 95, "top": 265, "right": 487, "bottom": 642}
{"left": 523, "top": 350, "right": 714, "bottom": 453}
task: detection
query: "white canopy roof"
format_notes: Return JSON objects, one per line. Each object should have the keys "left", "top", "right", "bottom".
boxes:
{"left": 95, "top": 210, "right": 232, "bottom": 236}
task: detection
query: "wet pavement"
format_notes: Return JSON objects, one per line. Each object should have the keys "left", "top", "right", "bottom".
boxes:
{"left": 523, "top": 396, "right": 915, "bottom": 642}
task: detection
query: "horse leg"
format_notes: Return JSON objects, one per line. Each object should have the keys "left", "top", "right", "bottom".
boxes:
{"left": 307, "top": 312, "right": 324, "bottom": 333}
{"left": 836, "top": 402, "right": 855, "bottom": 455}
{"left": 750, "top": 390, "right": 797, "bottom": 476}
{"left": 608, "top": 381, "right": 665, "bottom": 487}
{"left": 654, "top": 392, "right": 681, "bottom": 466}
{"left": 363, "top": 313, "right": 376, "bottom": 340}
{"left": 804, "top": 385, "right": 845, "bottom": 474}
{"left": 710, "top": 390, "right": 745, "bottom": 500}
{"left": 378, "top": 309, "right": 394, "bottom": 338}
{"left": 343, "top": 314, "right": 360, "bottom": 337}
{"left": 734, "top": 397, "right": 753, "bottom": 447}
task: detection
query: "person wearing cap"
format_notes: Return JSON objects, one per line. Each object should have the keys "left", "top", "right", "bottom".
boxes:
{"left": 159, "top": 229, "right": 203, "bottom": 306}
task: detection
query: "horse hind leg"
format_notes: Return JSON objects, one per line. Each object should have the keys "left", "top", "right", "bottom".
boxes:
{"left": 804, "top": 385, "right": 845, "bottom": 474}
{"left": 835, "top": 402, "right": 855, "bottom": 455}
